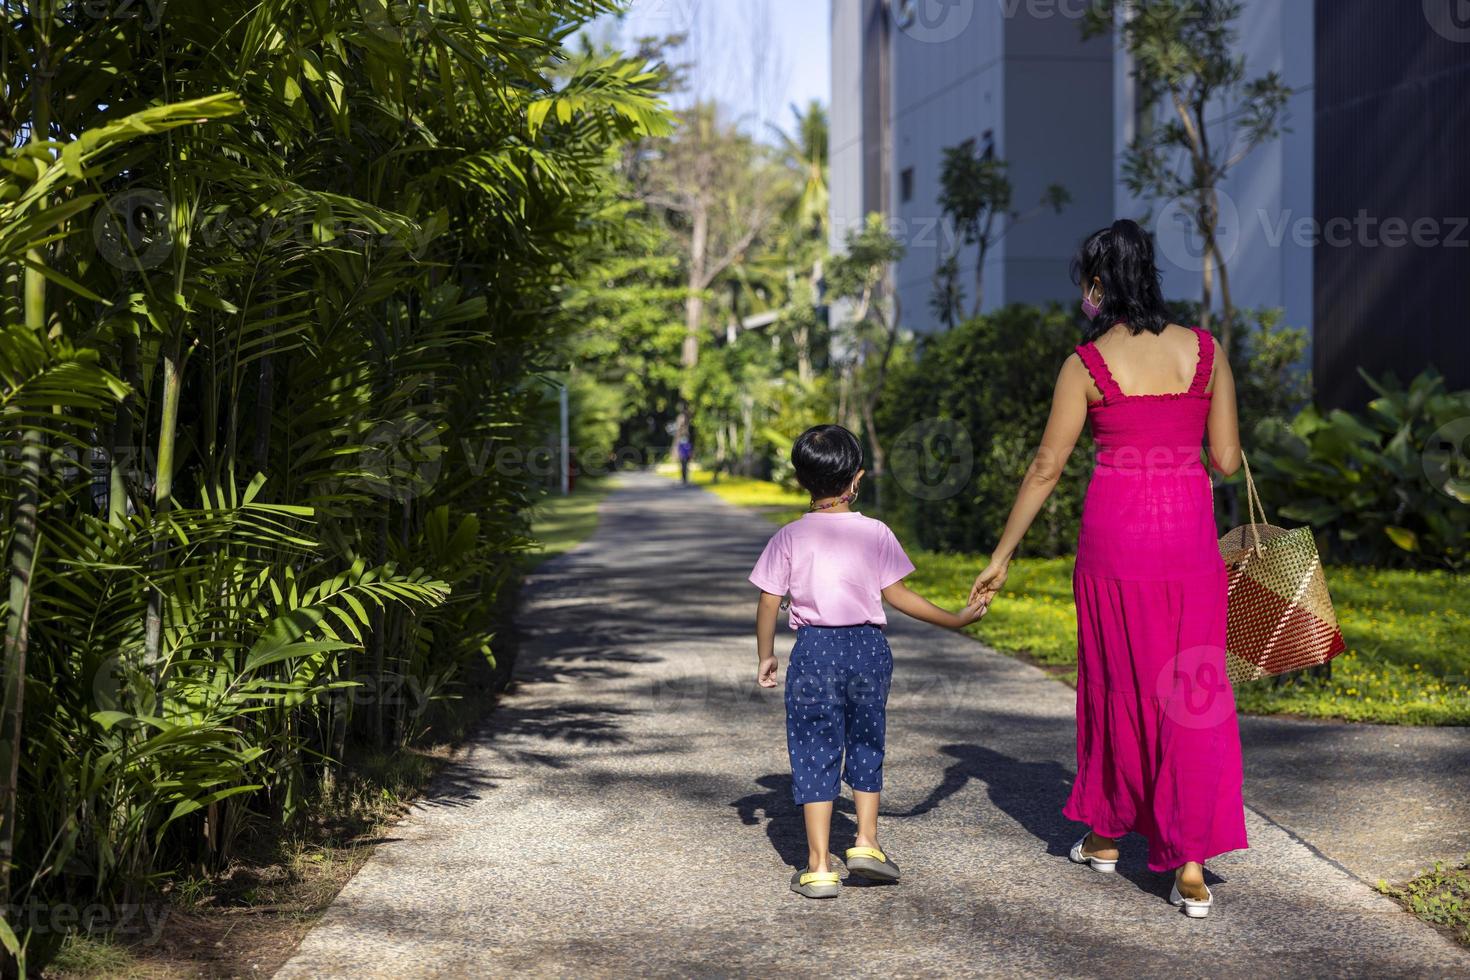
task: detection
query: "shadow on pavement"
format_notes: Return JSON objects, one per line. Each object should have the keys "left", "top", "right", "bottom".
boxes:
{"left": 417, "top": 758, "right": 503, "bottom": 808}
{"left": 893, "top": 744, "right": 1222, "bottom": 898}
{"left": 489, "top": 701, "right": 634, "bottom": 747}
{"left": 731, "top": 774, "right": 862, "bottom": 869}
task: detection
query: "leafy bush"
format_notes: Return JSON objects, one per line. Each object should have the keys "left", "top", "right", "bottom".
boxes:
{"left": 757, "top": 375, "right": 837, "bottom": 488}
{"left": 875, "top": 304, "right": 1088, "bottom": 556}
{"left": 1226, "top": 307, "right": 1313, "bottom": 443}
{"left": 0, "top": 2, "right": 666, "bottom": 971}
{"left": 1246, "top": 369, "right": 1470, "bottom": 569}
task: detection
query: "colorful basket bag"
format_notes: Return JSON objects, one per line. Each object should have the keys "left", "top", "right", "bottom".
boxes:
{"left": 1217, "top": 452, "right": 1347, "bottom": 684}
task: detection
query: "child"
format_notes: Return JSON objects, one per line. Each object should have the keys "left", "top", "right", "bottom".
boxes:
{"left": 749, "top": 424, "right": 987, "bottom": 899}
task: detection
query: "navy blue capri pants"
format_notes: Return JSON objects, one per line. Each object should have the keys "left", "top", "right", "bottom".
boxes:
{"left": 785, "top": 624, "right": 894, "bottom": 805}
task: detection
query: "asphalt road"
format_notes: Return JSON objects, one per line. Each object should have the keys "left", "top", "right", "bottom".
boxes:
{"left": 277, "top": 471, "right": 1470, "bottom": 978}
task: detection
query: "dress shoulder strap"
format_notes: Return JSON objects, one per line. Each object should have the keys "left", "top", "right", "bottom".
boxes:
{"left": 1075, "top": 341, "right": 1122, "bottom": 403}
{"left": 1188, "top": 327, "right": 1215, "bottom": 395}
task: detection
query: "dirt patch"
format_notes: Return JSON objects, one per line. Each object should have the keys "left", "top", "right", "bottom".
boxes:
{"left": 45, "top": 743, "right": 467, "bottom": 979}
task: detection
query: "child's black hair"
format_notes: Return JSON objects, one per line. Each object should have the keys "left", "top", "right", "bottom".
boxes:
{"left": 791, "top": 424, "right": 863, "bottom": 500}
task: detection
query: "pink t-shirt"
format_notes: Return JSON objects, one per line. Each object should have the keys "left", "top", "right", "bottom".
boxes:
{"left": 748, "top": 512, "right": 916, "bottom": 629}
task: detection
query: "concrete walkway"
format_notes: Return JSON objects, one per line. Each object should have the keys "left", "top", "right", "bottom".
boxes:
{"left": 278, "top": 472, "right": 1470, "bottom": 978}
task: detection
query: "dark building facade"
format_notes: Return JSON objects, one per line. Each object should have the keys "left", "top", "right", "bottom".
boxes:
{"left": 1314, "top": 0, "right": 1470, "bottom": 408}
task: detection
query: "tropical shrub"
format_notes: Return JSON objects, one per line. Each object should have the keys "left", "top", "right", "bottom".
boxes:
{"left": 0, "top": 0, "right": 667, "bottom": 970}
{"left": 1246, "top": 369, "right": 1470, "bottom": 569}
{"left": 759, "top": 374, "right": 839, "bottom": 488}
{"left": 1226, "top": 308, "right": 1313, "bottom": 441}
{"left": 876, "top": 304, "right": 1089, "bottom": 556}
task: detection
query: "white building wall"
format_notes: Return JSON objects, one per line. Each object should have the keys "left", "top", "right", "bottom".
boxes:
{"left": 882, "top": 0, "right": 1113, "bottom": 333}
{"left": 829, "top": 0, "right": 868, "bottom": 255}
{"left": 998, "top": 4, "right": 1116, "bottom": 311}
{"left": 830, "top": 0, "right": 1306, "bottom": 336}
{"left": 888, "top": 1, "right": 1006, "bottom": 330}
{"left": 1113, "top": 0, "right": 1315, "bottom": 333}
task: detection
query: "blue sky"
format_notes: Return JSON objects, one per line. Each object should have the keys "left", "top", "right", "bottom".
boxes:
{"left": 588, "top": 0, "right": 831, "bottom": 140}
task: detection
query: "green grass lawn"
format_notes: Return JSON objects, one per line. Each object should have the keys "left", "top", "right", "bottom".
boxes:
{"left": 668, "top": 466, "right": 1470, "bottom": 726}
{"left": 524, "top": 477, "right": 610, "bottom": 569}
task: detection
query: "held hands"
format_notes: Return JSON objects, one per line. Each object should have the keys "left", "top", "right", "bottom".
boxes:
{"left": 958, "top": 597, "right": 989, "bottom": 627}
{"left": 969, "top": 558, "right": 1009, "bottom": 607}
{"left": 757, "top": 655, "right": 779, "bottom": 688}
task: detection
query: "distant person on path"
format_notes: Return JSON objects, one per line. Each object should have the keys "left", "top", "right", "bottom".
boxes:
{"left": 750, "top": 424, "right": 988, "bottom": 899}
{"left": 676, "top": 435, "right": 693, "bottom": 485}
{"left": 969, "top": 219, "right": 1246, "bottom": 918}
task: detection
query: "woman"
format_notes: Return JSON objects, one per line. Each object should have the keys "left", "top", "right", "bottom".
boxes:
{"left": 969, "top": 219, "right": 1247, "bottom": 917}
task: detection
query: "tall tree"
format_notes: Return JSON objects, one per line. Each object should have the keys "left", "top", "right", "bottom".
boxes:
{"left": 1083, "top": 0, "right": 1291, "bottom": 350}
{"left": 828, "top": 214, "right": 906, "bottom": 509}
{"left": 933, "top": 139, "right": 1069, "bottom": 325}
{"left": 0, "top": 1, "right": 668, "bottom": 969}
{"left": 633, "top": 102, "right": 783, "bottom": 431}
{"left": 772, "top": 100, "right": 830, "bottom": 243}
{"left": 769, "top": 100, "right": 831, "bottom": 383}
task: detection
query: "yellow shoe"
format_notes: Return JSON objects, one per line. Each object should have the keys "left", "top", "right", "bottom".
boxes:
{"left": 844, "top": 846, "right": 900, "bottom": 883}
{"left": 790, "top": 869, "right": 841, "bottom": 898}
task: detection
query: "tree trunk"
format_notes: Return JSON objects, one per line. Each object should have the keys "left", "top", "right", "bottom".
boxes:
{"left": 109, "top": 332, "right": 138, "bottom": 525}
{"left": 253, "top": 340, "right": 274, "bottom": 476}
{"left": 1197, "top": 187, "right": 1216, "bottom": 334}
{"left": 0, "top": 435, "right": 40, "bottom": 966}
{"left": 144, "top": 339, "right": 182, "bottom": 667}
{"left": 1212, "top": 228, "right": 1235, "bottom": 355}
{"left": 799, "top": 260, "right": 820, "bottom": 382}
{"left": 859, "top": 396, "right": 885, "bottom": 513}
{"left": 970, "top": 212, "right": 996, "bottom": 319}
{"left": 1, "top": 29, "right": 53, "bottom": 964}
{"left": 682, "top": 206, "right": 708, "bottom": 372}
{"left": 794, "top": 321, "right": 812, "bottom": 383}
{"left": 371, "top": 511, "right": 388, "bottom": 748}
{"left": 740, "top": 396, "right": 753, "bottom": 475}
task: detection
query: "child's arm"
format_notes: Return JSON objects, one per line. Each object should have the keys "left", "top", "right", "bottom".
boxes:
{"left": 755, "top": 591, "right": 783, "bottom": 688}
{"left": 970, "top": 357, "right": 1088, "bottom": 604}
{"left": 882, "top": 579, "right": 987, "bottom": 630}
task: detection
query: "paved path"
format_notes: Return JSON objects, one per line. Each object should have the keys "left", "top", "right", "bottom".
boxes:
{"left": 278, "top": 472, "right": 1470, "bottom": 978}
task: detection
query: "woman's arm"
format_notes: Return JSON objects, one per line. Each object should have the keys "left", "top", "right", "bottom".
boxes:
{"left": 1205, "top": 338, "right": 1242, "bottom": 476}
{"left": 881, "top": 580, "right": 987, "bottom": 629}
{"left": 755, "top": 591, "right": 783, "bottom": 687}
{"left": 969, "top": 354, "right": 1090, "bottom": 603}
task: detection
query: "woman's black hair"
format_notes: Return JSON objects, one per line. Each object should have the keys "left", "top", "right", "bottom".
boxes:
{"left": 1069, "top": 218, "right": 1170, "bottom": 340}
{"left": 791, "top": 424, "right": 863, "bottom": 500}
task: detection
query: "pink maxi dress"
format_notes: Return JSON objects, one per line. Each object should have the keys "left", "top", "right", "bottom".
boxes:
{"left": 1064, "top": 327, "right": 1248, "bottom": 872}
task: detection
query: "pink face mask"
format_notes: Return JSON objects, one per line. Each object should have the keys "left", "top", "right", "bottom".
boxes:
{"left": 1081, "top": 287, "right": 1102, "bottom": 321}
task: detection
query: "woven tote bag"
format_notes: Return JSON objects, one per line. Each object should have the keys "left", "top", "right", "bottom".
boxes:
{"left": 1217, "top": 452, "right": 1347, "bottom": 684}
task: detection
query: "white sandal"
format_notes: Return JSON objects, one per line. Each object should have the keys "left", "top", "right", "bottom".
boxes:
{"left": 1068, "top": 834, "right": 1118, "bottom": 873}
{"left": 1169, "top": 880, "right": 1213, "bottom": 918}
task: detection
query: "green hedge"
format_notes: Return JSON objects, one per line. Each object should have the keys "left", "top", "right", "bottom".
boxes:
{"left": 873, "top": 304, "right": 1467, "bottom": 571}
{"left": 875, "top": 304, "right": 1088, "bottom": 557}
